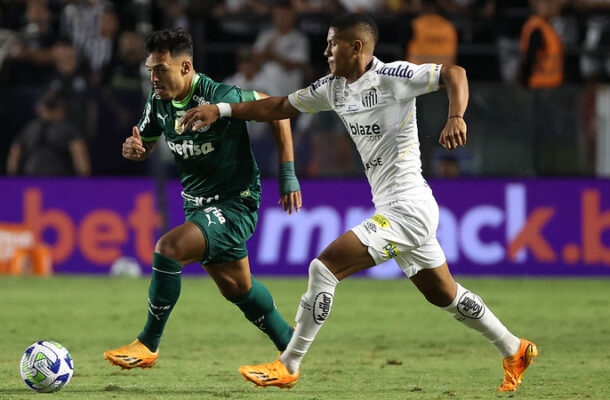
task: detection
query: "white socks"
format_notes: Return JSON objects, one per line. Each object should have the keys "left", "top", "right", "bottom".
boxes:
{"left": 279, "top": 264, "right": 520, "bottom": 375}
{"left": 280, "top": 259, "right": 338, "bottom": 374}
{"left": 442, "top": 283, "right": 521, "bottom": 357}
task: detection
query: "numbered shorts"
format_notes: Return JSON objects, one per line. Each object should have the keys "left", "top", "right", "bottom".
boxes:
{"left": 351, "top": 198, "right": 447, "bottom": 278}
{"left": 184, "top": 199, "right": 258, "bottom": 265}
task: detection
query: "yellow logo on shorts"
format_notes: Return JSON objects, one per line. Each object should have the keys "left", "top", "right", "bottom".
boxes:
{"left": 383, "top": 242, "right": 399, "bottom": 258}
{"left": 371, "top": 214, "right": 390, "bottom": 228}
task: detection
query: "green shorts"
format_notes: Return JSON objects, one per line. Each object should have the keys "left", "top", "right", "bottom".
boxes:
{"left": 184, "top": 195, "right": 258, "bottom": 265}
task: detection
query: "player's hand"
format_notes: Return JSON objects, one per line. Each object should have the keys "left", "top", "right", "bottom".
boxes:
{"left": 122, "top": 126, "right": 146, "bottom": 160}
{"left": 179, "top": 105, "right": 220, "bottom": 132}
{"left": 439, "top": 117, "right": 467, "bottom": 151}
{"left": 279, "top": 190, "right": 302, "bottom": 215}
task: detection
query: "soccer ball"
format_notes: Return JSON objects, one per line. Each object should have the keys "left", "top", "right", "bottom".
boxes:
{"left": 20, "top": 340, "right": 74, "bottom": 393}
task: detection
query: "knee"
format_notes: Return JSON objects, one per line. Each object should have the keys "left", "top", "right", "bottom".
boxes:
{"left": 154, "top": 236, "right": 181, "bottom": 261}
{"left": 309, "top": 258, "right": 339, "bottom": 285}
{"left": 309, "top": 258, "right": 326, "bottom": 276}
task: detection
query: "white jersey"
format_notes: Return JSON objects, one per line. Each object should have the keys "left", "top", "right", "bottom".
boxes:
{"left": 288, "top": 57, "right": 442, "bottom": 207}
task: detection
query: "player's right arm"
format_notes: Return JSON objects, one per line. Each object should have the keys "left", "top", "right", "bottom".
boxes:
{"left": 122, "top": 125, "right": 156, "bottom": 161}
{"left": 179, "top": 96, "right": 300, "bottom": 131}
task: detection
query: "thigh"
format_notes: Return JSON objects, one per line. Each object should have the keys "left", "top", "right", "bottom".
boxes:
{"left": 155, "top": 222, "right": 206, "bottom": 265}
{"left": 186, "top": 200, "right": 257, "bottom": 265}
{"left": 318, "top": 231, "right": 375, "bottom": 281}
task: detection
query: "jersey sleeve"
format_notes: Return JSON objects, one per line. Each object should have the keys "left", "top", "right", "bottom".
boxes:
{"left": 287, "top": 76, "right": 334, "bottom": 113}
{"left": 389, "top": 62, "right": 442, "bottom": 100}
{"left": 137, "top": 90, "right": 162, "bottom": 142}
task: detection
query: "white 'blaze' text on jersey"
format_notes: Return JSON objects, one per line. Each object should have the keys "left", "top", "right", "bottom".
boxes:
{"left": 289, "top": 57, "right": 442, "bottom": 207}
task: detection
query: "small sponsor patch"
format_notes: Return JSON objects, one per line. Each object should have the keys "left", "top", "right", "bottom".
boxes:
{"left": 371, "top": 214, "right": 390, "bottom": 228}
{"left": 457, "top": 291, "right": 486, "bottom": 319}
{"left": 364, "top": 221, "right": 377, "bottom": 233}
{"left": 382, "top": 242, "right": 399, "bottom": 258}
{"left": 313, "top": 292, "right": 333, "bottom": 325}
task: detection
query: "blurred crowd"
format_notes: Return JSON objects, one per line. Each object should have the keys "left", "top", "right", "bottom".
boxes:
{"left": 1, "top": 0, "right": 609, "bottom": 178}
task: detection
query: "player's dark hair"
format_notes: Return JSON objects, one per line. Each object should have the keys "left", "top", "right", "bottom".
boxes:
{"left": 330, "top": 13, "right": 379, "bottom": 45}
{"left": 144, "top": 28, "right": 193, "bottom": 58}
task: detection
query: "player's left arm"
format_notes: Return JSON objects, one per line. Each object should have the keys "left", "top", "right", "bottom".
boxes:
{"left": 438, "top": 64, "right": 469, "bottom": 151}
{"left": 255, "top": 90, "right": 302, "bottom": 215}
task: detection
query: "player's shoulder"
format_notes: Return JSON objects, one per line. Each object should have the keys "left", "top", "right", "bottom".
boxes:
{"left": 374, "top": 59, "right": 420, "bottom": 80}
{"left": 198, "top": 73, "right": 244, "bottom": 102}
{"left": 309, "top": 73, "right": 341, "bottom": 92}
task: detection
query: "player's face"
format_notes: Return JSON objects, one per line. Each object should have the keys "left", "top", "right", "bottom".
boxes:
{"left": 324, "top": 27, "right": 356, "bottom": 78}
{"left": 145, "top": 51, "right": 189, "bottom": 101}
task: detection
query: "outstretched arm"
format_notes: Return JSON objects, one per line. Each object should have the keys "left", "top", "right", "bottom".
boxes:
{"left": 179, "top": 96, "right": 300, "bottom": 132}
{"left": 257, "top": 92, "right": 302, "bottom": 214}
{"left": 438, "top": 64, "right": 469, "bottom": 151}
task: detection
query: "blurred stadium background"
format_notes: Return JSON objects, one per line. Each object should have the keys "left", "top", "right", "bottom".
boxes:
{"left": 1, "top": 0, "right": 609, "bottom": 278}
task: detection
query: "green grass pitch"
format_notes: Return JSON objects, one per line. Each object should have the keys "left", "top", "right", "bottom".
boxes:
{"left": 1, "top": 275, "right": 609, "bottom": 399}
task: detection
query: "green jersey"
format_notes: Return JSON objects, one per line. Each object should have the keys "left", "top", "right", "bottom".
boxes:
{"left": 137, "top": 73, "right": 261, "bottom": 203}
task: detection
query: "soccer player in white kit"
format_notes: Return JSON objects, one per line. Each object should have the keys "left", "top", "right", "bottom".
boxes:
{"left": 180, "top": 13, "right": 538, "bottom": 393}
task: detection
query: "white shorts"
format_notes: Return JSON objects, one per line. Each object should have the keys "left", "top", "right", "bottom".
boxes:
{"left": 351, "top": 198, "right": 446, "bottom": 278}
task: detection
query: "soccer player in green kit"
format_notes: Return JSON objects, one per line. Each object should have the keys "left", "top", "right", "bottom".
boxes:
{"left": 103, "top": 28, "right": 302, "bottom": 369}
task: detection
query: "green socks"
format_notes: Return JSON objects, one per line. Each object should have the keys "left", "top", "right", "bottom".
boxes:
{"left": 231, "top": 277, "right": 294, "bottom": 351}
{"left": 138, "top": 252, "right": 182, "bottom": 352}
{"left": 137, "top": 257, "right": 291, "bottom": 353}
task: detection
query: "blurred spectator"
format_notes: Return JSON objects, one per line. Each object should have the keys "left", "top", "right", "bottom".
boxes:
{"left": 579, "top": 13, "right": 610, "bottom": 83}
{"left": 224, "top": 46, "right": 269, "bottom": 91}
{"left": 156, "top": 0, "right": 190, "bottom": 31}
{"left": 93, "top": 30, "right": 148, "bottom": 175}
{"left": 48, "top": 40, "right": 97, "bottom": 139}
{"left": 85, "top": 4, "right": 120, "bottom": 85}
{"left": 336, "top": 0, "right": 386, "bottom": 13}
{"left": 436, "top": 0, "right": 494, "bottom": 46}
{"left": 1, "top": 0, "right": 61, "bottom": 159}
{"left": 58, "top": 0, "right": 109, "bottom": 63}
{"left": 406, "top": 0, "right": 458, "bottom": 65}
{"left": 224, "top": 46, "right": 277, "bottom": 176}
{"left": 6, "top": 89, "right": 91, "bottom": 176}
{"left": 289, "top": 0, "right": 341, "bottom": 14}
{"left": 495, "top": 0, "right": 530, "bottom": 83}
{"left": 436, "top": 0, "right": 494, "bottom": 19}
{"left": 252, "top": 1, "right": 310, "bottom": 95}
{"left": 518, "top": 0, "right": 564, "bottom": 89}
{"left": 519, "top": 0, "right": 566, "bottom": 176}
{"left": 4, "top": 0, "right": 59, "bottom": 87}
{"left": 212, "top": 0, "right": 276, "bottom": 17}
{"left": 386, "top": 0, "right": 422, "bottom": 14}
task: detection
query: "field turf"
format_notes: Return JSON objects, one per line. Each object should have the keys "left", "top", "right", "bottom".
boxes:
{"left": 1, "top": 275, "right": 609, "bottom": 399}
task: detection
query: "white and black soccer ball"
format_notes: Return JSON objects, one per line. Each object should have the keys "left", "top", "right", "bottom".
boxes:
{"left": 20, "top": 340, "right": 74, "bottom": 393}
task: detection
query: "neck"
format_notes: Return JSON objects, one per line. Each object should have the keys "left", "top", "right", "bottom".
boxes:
{"left": 346, "top": 57, "right": 374, "bottom": 84}
{"left": 175, "top": 72, "right": 195, "bottom": 102}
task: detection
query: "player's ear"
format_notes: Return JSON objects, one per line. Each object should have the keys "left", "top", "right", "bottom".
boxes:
{"left": 352, "top": 40, "right": 363, "bottom": 54}
{"left": 181, "top": 60, "right": 191, "bottom": 74}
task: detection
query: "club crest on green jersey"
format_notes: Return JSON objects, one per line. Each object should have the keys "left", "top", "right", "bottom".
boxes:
{"left": 174, "top": 109, "right": 210, "bottom": 134}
